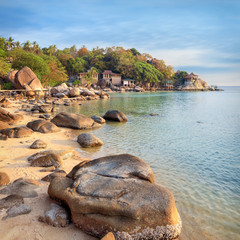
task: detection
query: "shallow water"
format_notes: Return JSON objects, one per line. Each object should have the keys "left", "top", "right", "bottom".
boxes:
{"left": 59, "top": 87, "right": 240, "bottom": 240}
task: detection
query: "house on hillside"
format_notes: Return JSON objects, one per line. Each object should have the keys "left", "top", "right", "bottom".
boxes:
{"left": 184, "top": 72, "right": 199, "bottom": 83}
{"left": 102, "top": 70, "right": 121, "bottom": 86}
{"left": 122, "top": 78, "right": 135, "bottom": 87}
{"left": 164, "top": 80, "right": 174, "bottom": 89}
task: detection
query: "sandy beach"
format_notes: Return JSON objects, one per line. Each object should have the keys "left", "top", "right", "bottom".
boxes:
{"left": 0, "top": 97, "right": 205, "bottom": 240}
{"left": 0, "top": 99, "right": 98, "bottom": 240}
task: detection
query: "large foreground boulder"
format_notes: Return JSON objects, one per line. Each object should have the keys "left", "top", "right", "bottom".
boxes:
{"left": 103, "top": 110, "right": 128, "bottom": 122}
{"left": 7, "top": 70, "right": 21, "bottom": 89}
{"left": 51, "top": 112, "right": 96, "bottom": 130}
{"left": 48, "top": 154, "right": 181, "bottom": 239}
{"left": 14, "top": 66, "right": 43, "bottom": 90}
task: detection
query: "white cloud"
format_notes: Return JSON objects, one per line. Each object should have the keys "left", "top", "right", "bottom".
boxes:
{"left": 149, "top": 48, "right": 240, "bottom": 68}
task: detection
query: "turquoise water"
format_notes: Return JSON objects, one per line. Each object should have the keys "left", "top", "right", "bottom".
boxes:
{"left": 59, "top": 87, "right": 240, "bottom": 240}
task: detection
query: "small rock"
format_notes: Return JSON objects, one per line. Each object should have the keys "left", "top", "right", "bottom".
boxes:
{"left": 91, "top": 115, "right": 106, "bottom": 124}
{"left": 27, "top": 120, "right": 59, "bottom": 133}
{"left": 28, "top": 151, "right": 63, "bottom": 168}
{"left": 51, "top": 112, "right": 96, "bottom": 130}
{"left": 0, "top": 133, "right": 8, "bottom": 141}
{"left": 0, "top": 178, "right": 39, "bottom": 198}
{"left": 0, "top": 195, "right": 24, "bottom": 210}
{"left": 2, "top": 203, "right": 31, "bottom": 220}
{"left": 39, "top": 203, "right": 69, "bottom": 227}
{"left": 0, "top": 127, "right": 33, "bottom": 138}
{"left": 30, "top": 139, "right": 47, "bottom": 149}
{"left": 0, "top": 98, "right": 11, "bottom": 108}
{"left": 103, "top": 110, "right": 128, "bottom": 122}
{"left": 77, "top": 133, "right": 104, "bottom": 148}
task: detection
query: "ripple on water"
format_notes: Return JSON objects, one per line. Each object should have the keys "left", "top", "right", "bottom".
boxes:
{"left": 58, "top": 89, "right": 240, "bottom": 240}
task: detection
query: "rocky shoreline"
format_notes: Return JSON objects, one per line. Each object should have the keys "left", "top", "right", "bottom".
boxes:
{"left": 0, "top": 92, "right": 186, "bottom": 240}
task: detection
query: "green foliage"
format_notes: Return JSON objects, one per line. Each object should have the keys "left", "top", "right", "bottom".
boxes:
{"left": 1, "top": 82, "right": 13, "bottom": 90}
{"left": 9, "top": 48, "right": 50, "bottom": 80}
{"left": 85, "top": 67, "right": 99, "bottom": 83}
{"left": 133, "top": 62, "right": 163, "bottom": 83}
{"left": 73, "top": 79, "right": 81, "bottom": 86}
{"left": 1, "top": 36, "right": 187, "bottom": 86}
{"left": 130, "top": 48, "right": 140, "bottom": 56}
{"left": 41, "top": 55, "right": 68, "bottom": 87}
{"left": 0, "top": 49, "right": 6, "bottom": 58}
{"left": 174, "top": 71, "right": 188, "bottom": 85}
{"left": 0, "top": 37, "right": 6, "bottom": 51}
{"left": 0, "top": 57, "right": 10, "bottom": 78}
{"left": 73, "top": 57, "right": 87, "bottom": 73}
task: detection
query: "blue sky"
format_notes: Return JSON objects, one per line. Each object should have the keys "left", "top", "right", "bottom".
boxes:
{"left": 0, "top": 0, "right": 240, "bottom": 85}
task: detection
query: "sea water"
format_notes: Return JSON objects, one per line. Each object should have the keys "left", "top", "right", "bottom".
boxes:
{"left": 59, "top": 87, "right": 240, "bottom": 240}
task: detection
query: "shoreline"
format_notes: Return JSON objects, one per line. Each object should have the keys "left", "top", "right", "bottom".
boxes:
{"left": 0, "top": 96, "right": 207, "bottom": 240}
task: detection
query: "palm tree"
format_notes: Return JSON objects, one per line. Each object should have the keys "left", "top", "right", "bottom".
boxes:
{"left": 15, "top": 41, "right": 21, "bottom": 48}
{"left": 35, "top": 44, "right": 42, "bottom": 55}
{"left": 23, "top": 40, "right": 31, "bottom": 52}
{"left": 32, "top": 41, "right": 37, "bottom": 52}
{"left": 5, "top": 37, "right": 15, "bottom": 50}
{"left": 48, "top": 45, "right": 57, "bottom": 56}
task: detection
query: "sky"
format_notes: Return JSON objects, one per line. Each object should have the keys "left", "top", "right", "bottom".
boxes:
{"left": 0, "top": 0, "right": 240, "bottom": 86}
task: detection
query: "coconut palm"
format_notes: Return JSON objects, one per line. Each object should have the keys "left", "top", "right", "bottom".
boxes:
{"left": 23, "top": 40, "right": 32, "bottom": 52}
{"left": 48, "top": 45, "right": 57, "bottom": 56}
{"left": 5, "top": 37, "right": 15, "bottom": 50}
{"left": 15, "top": 41, "right": 21, "bottom": 48}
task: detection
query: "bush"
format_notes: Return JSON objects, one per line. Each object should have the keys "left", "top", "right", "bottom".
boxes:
{"left": 0, "top": 58, "right": 10, "bottom": 78}
{"left": 73, "top": 79, "right": 81, "bottom": 86}
{"left": 1, "top": 82, "right": 13, "bottom": 90}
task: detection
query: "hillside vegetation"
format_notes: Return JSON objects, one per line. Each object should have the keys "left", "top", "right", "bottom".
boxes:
{"left": 0, "top": 37, "right": 187, "bottom": 88}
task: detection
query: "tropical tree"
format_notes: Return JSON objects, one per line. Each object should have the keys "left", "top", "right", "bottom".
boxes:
{"left": 133, "top": 62, "right": 163, "bottom": 83}
{"left": 22, "top": 40, "right": 32, "bottom": 52}
{"left": 15, "top": 41, "right": 21, "bottom": 48}
{"left": 0, "top": 58, "right": 10, "bottom": 79}
{"left": 130, "top": 48, "right": 140, "bottom": 56}
{"left": 70, "top": 44, "right": 77, "bottom": 57}
{"left": 48, "top": 45, "right": 57, "bottom": 56}
{"left": 57, "top": 53, "right": 74, "bottom": 67}
{"left": 72, "top": 57, "right": 87, "bottom": 74}
{"left": 41, "top": 56, "right": 68, "bottom": 86}
{"left": 77, "top": 46, "right": 89, "bottom": 57}
{"left": 5, "top": 37, "right": 15, "bottom": 50}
